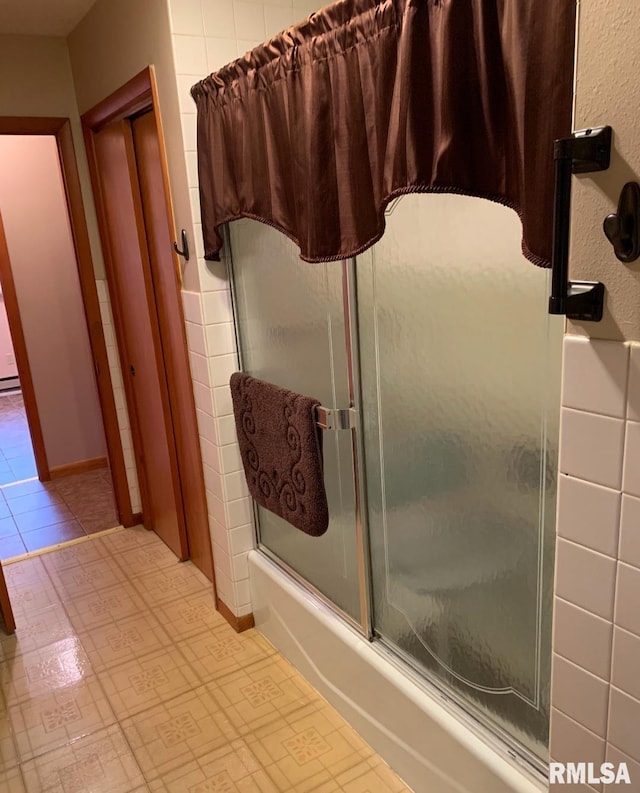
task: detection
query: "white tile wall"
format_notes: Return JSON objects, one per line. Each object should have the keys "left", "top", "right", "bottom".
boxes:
{"left": 96, "top": 279, "right": 141, "bottom": 515}
{"left": 168, "top": 0, "right": 323, "bottom": 616}
{"left": 551, "top": 337, "right": 640, "bottom": 784}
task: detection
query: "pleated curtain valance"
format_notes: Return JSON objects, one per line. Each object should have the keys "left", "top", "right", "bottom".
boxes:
{"left": 191, "top": 0, "right": 575, "bottom": 267}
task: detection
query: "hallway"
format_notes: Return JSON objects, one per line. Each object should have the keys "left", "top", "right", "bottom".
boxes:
{"left": 0, "top": 527, "right": 409, "bottom": 792}
{"left": 0, "top": 392, "right": 36, "bottom": 485}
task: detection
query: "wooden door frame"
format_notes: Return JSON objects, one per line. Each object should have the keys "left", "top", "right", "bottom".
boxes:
{"left": 82, "top": 67, "right": 216, "bottom": 591}
{"left": 0, "top": 117, "right": 133, "bottom": 522}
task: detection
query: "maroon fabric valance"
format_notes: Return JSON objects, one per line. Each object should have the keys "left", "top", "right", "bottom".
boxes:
{"left": 191, "top": 0, "right": 575, "bottom": 267}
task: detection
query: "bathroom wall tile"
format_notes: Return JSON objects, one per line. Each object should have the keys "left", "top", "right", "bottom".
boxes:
{"left": 205, "top": 36, "right": 239, "bottom": 72}
{"left": 220, "top": 444, "right": 243, "bottom": 474}
{"left": 200, "top": 435, "right": 220, "bottom": 466}
{"left": 549, "top": 708, "right": 606, "bottom": 767}
{"left": 227, "top": 497, "right": 252, "bottom": 529}
{"left": 182, "top": 291, "right": 203, "bottom": 324}
{"left": 562, "top": 337, "right": 629, "bottom": 418}
{"left": 236, "top": 601, "right": 252, "bottom": 617}
{"left": 235, "top": 578, "right": 251, "bottom": 608}
{"left": 555, "top": 539, "right": 617, "bottom": 620}
{"left": 213, "top": 542, "right": 233, "bottom": 580}
{"left": 209, "top": 517, "right": 227, "bottom": 550}
{"left": 553, "top": 598, "right": 612, "bottom": 681}
{"left": 181, "top": 113, "right": 198, "bottom": 151}
{"left": 559, "top": 409, "right": 625, "bottom": 489}
{"left": 217, "top": 415, "right": 238, "bottom": 446}
{"left": 556, "top": 474, "right": 621, "bottom": 557}
{"left": 176, "top": 74, "right": 197, "bottom": 114}
{"left": 626, "top": 343, "right": 640, "bottom": 421}
{"left": 202, "top": 289, "right": 233, "bottom": 324}
{"left": 619, "top": 494, "right": 640, "bottom": 569}
{"left": 213, "top": 385, "right": 234, "bottom": 416}
{"left": 264, "top": 4, "right": 294, "bottom": 35}
{"left": 169, "top": 0, "right": 203, "bottom": 35}
{"left": 193, "top": 381, "right": 215, "bottom": 417}
{"left": 209, "top": 353, "right": 237, "bottom": 387}
{"left": 605, "top": 744, "right": 640, "bottom": 788}
{"left": 293, "top": 0, "right": 320, "bottom": 18}
{"left": 203, "top": 464, "right": 223, "bottom": 501}
{"left": 189, "top": 187, "right": 202, "bottom": 224}
{"left": 232, "top": 551, "right": 249, "bottom": 580}
{"left": 614, "top": 562, "right": 640, "bottom": 637}
{"left": 193, "top": 223, "right": 205, "bottom": 259}
{"left": 207, "top": 495, "right": 226, "bottom": 527}
{"left": 202, "top": 0, "right": 236, "bottom": 38}
{"left": 200, "top": 258, "right": 229, "bottom": 291}
{"left": 196, "top": 410, "right": 218, "bottom": 445}
{"left": 623, "top": 421, "right": 640, "bottom": 497}
{"left": 608, "top": 687, "right": 640, "bottom": 763}
{"left": 205, "top": 322, "right": 236, "bottom": 357}
{"left": 551, "top": 655, "right": 609, "bottom": 736}
{"left": 173, "top": 34, "right": 208, "bottom": 75}
{"left": 224, "top": 471, "right": 249, "bottom": 503}
{"left": 234, "top": 2, "right": 267, "bottom": 40}
{"left": 189, "top": 352, "right": 210, "bottom": 386}
{"left": 214, "top": 568, "right": 236, "bottom": 608}
{"left": 237, "top": 38, "right": 262, "bottom": 55}
{"left": 611, "top": 627, "right": 640, "bottom": 702}
{"left": 229, "top": 523, "right": 255, "bottom": 555}
{"left": 185, "top": 321, "right": 207, "bottom": 356}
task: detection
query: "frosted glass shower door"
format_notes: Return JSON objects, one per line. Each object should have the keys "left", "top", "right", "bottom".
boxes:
{"left": 358, "top": 195, "right": 563, "bottom": 761}
{"left": 229, "top": 220, "right": 361, "bottom": 621}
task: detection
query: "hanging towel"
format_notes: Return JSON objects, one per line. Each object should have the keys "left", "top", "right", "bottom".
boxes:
{"left": 230, "top": 373, "right": 329, "bottom": 537}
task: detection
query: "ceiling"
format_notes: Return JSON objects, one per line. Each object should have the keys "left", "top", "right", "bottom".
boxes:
{"left": 0, "top": 0, "right": 98, "bottom": 36}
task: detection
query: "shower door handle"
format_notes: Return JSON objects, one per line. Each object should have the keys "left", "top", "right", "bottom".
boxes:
{"left": 548, "top": 125, "right": 611, "bottom": 322}
{"left": 315, "top": 406, "right": 356, "bottom": 431}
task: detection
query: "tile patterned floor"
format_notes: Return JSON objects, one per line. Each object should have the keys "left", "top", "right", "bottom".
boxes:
{"left": 0, "top": 392, "right": 38, "bottom": 485}
{"left": 0, "top": 528, "right": 411, "bottom": 792}
{"left": 0, "top": 472, "right": 120, "bottom": 559}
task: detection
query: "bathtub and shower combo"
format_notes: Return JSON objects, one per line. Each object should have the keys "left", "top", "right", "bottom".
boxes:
{"left": 190, "top": 2, "right": 582, "bottom": 789}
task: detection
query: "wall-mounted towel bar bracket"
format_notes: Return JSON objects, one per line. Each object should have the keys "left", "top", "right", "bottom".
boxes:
{"left": 549, "top": 125, "right": 612, "bottom": 322}
{"left": 315, "top": 406, "right": 356, "bottom": 431}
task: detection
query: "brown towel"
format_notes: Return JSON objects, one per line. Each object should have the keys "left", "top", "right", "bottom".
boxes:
{"left": 230, "top": 373, "right": 329, "bottom": 536}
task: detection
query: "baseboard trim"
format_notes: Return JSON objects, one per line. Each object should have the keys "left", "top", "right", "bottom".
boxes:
{"left": 217, "top": 598, "right": 255, "bottom": 633}
{"left": 49, "top": 457, "right": 108, "bottom": 479}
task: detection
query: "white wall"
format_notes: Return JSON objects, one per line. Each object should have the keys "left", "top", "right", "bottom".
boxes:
{"left": 0, "top": 135, "right": 106, "bottom": 468}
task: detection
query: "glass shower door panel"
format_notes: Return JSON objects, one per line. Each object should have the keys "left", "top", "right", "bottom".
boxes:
{"left": 230, "top": 220, "right": 360, "bottom": 620}
{"left": 358, "top": 195, "right": 562, "bottom": 760}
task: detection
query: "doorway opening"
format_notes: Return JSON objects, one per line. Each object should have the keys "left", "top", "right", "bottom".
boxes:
{"left": 0, "top": 120, "right": 130, "bottom": 558}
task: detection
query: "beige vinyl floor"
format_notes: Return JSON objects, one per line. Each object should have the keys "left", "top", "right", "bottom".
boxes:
{"left": 0, "top": 526, "right": 411, "bottom": 792}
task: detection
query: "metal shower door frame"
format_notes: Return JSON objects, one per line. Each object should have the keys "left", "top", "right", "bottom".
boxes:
{"left": 226, "top": 228, "right": 374, "bottom": 638}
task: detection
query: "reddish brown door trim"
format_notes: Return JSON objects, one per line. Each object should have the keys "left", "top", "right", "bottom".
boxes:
{"left": 82, "top": 68, "right": 216, "bottom": 589}
{"left": 0, "top": 116, "right": 133, "bottom": 522}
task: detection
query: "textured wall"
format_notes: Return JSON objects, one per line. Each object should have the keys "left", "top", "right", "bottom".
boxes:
{"left": 568, "top": 0, "right": 640, "bottom": 341}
